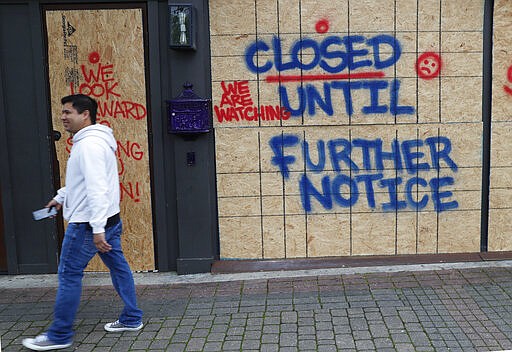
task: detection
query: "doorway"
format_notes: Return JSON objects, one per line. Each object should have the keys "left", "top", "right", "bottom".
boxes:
{"left": 43, "top": 4, "right": 155, "bottom": 271}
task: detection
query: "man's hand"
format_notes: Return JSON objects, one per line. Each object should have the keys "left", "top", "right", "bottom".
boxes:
{"left": 45, "top": 199, "right": 62, "bottom": 217}
{"left": 93, "top": 233, "right": 112, "bottom": 253}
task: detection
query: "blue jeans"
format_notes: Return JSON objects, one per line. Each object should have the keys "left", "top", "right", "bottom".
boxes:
{"left": 47, "top": 221, "right": 143, "bottom": 344}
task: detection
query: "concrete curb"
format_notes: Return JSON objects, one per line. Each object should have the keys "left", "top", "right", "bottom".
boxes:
{"left": 1, "top": 259, "right": 512, "bottom": 289}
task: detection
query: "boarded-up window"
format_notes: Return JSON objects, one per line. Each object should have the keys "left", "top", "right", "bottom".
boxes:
{"left": 210, "top": 0, "right": 485, "bottom": 259}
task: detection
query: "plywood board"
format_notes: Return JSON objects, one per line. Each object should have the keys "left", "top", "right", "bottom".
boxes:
{"left": 489, "top": 122, "right": 512, "bottom": 251}
{"left": 211, "top": 0, "right": 485, "bottom": 259}
{"left": 45, "top": 9, "right": 154, "bottom": 271}
{"left": 489, "top": 0, "right": 512, "bottom": 251}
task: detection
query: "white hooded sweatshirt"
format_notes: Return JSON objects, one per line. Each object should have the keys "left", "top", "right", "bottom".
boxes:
{"left": 54, "top": 124, "right": 120, "bottom": 234}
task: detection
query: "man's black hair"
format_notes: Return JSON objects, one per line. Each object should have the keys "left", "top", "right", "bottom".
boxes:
{"left": 61, "top": 94, "right": 98, "bottom": 124}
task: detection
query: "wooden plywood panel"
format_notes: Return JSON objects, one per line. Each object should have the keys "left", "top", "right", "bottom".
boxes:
{"left": 219, "top": 217, "right": 262, "bottom": 259}
{"left": 209, "top": 1, "right": 256, "bottom": 35}
{"left": 210, "top": 0, "right": 485, "bottom": 260}
{"left": 417, "top": 212, "right": 438, "bottom": 253}
{"left": 261, "top": 196, "right": 284, "bottom": 216}
{"left": 45, "top": 9, "right": 154, "bottom": 271}
{"left": 215, "top": 129, "right": 260, "bottom": 173}
{"left": 441, "top": 0, "right": 483, "bottom": 31}
{"left": 352, "top": 213, "right": 396, "bottom": 256}
{"left": 256, "top": 1, "right": 278, "bottom": 34}
{"left": 442, "top": 32, "right": 483, "bottom": 53}
{"left": 489, "top": 120, "right": 512, "bottom": 251}
{"left": 263, "top": 216, "right": 285, "bottom": 258}
{"left": 489, "top": 188, "right": 512, "bottom": 210}
{"left": 210, "top": 34, "right": 256, "bottom": 58}
{"left": 284, "top": 194, "right": 307, "bottom": 215}
{"left": 259, "top": 128, "right": 304, "bottom": 173}
{"left": 441, "top": 77, "right": 482, "bottom": 123}
{"left": 492, "top": 0, "right": 512, "bottom": 121}
{"left": 438, "top": 211, "right": 480, "bottom": 253}
{"left": 396, "top": 211, "right": 418, "bottom": 254}
{"left": 418, "top": 0, "right": 441, "bottom": 31}
{"left": 306, "top": 214, "right": 350, "bottom": 257}
{"left": 490, "top": 125, "right": 511, "bottom": 247}
{"left": 490, "top": 167, "right": 512, "bottom": 189}
{"left": 211, "top": 56, "right": 258, "bottom": 83}
{"left": 395, "top": 78, "right": 419, "bottom": 125}
{"left": 490, "top": 123, "right": 512, "bottom": 168}
{"left": 395, "top": 53, "right": 419, "bottom": 78}
{"left": 439, "top": 167, "right": 484, "bottom": 191}
{"left": 442, "top": 52, "right": 483, "bottom": 76}
{"left": 439, "top": 123, "right": 483, "bottom": 167}
{"left": 395, "top": 0, "right": 418, "bottom": 31}
{"left": 285, "top": 215, "right": 307, "bottom": 257}
{"left": 301, "top": 1, "right": 349, "bottom": 33}
{"left": 217, "top": 173, "right": 261, "bottom": 197}
{"left": 489, "top": 209, "right": 512, "bottom": 251}
{"left": 218, "top": 197, "right": 260, "bottom": 217}
{"left": 417, "top": 78, "right": 441, "bottom": 124}
{"left": 261, "top": 172, "right": 285, "bottom": 196}
{"left": 349, "top": 0, "right": 395, "bottom": 32}
{"left": 278, "top": 0, "right": 300, "bottom": 33}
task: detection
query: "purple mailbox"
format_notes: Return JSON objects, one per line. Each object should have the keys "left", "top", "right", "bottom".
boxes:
{"left": 167, "top": 83, "right": 211, "bottom": 134}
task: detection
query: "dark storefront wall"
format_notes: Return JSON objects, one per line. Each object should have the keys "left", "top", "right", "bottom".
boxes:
{"left": 0, "top": 2, "right": 59, "bottom": 274}
{"left": 0, "top": 188, "right": 6, "bottom": 272}
{"left": 0, "top": 0, "right": 219, "bottom": 275}
{"left": 164, "top": 0, "right": 218, "bottom": 273}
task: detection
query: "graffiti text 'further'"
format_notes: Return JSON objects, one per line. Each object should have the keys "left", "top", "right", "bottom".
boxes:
{"left": 269, "top": 134, "right": 459, "bottom": 213}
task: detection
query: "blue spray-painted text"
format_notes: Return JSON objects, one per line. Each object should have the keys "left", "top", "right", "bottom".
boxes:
{"left": 246, "top": 34, "right": 401, "bottom": 74}
{"left": 244, "top": 34, "right": 415, "bottom": 118}
{"left": 269, "top": 134, "right": 459, "bottom": 213}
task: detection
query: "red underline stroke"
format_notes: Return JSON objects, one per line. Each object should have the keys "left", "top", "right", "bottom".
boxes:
{"left": 265, "top": 71, "right": 386, "bottom": 83}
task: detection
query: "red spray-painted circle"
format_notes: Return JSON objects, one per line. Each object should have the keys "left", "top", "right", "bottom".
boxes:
{"left": 416, "top": 52, "right": 442, "bottom": 80}
{"left": 315, "top": 19, "right": 330, "bottom": 34}
{"left": 503, "top": 65, "right": 512, "bottom": 96}
{"left": 88, "top": 52, "right": 100, "bottom": 64}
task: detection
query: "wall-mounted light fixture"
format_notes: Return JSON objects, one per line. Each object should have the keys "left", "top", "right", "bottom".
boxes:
{"left": 169, "top": 4, "right": 195, "bottom": 50}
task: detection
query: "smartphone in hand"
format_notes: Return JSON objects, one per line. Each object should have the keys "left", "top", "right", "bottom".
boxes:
{"left": 32, "top": 207, "right": 58, "bottom": 221}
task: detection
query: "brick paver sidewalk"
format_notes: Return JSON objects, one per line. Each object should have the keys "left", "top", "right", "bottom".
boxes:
{"left": 2, "top": 266, "right": 512, "bottom": 351}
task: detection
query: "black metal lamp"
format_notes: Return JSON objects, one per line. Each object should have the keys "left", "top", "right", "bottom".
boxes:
{"left": 169, "top": 4, "right": 195, "bottom": 50}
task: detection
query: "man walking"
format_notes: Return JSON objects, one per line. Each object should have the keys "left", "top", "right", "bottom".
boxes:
{"left": 23, "top": 94, "right": 143, "bottom": 351}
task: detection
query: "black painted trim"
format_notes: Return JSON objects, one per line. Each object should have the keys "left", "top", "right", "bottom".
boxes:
{"left": 481, "top": 0, "right": 494, "bottom": 252}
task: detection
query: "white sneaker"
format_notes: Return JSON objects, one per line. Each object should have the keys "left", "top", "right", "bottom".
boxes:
{"left": 104, "top": 319, "right": 144, "bottom": 332}
{"left": 22, "top": 334, "right": 72, "bottom": 351}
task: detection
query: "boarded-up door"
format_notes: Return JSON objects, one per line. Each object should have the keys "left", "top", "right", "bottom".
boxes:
{"left": 44, "top": 6, "right": 154, "bottom": 271}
